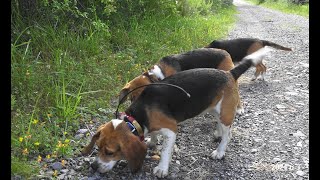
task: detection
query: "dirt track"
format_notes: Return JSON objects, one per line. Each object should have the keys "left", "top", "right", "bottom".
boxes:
{"left": 41, "top": 0, "right": 309, "bottom": 179}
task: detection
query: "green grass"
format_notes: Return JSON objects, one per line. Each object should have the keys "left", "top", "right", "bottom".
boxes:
{"left": 11, "top": 6, "right": 237, "bottom": 178}
{"left": 247, "top": 0, "right": 309, "bottom": 17}
{"left": 11, "top": 157, "right": 40, "bottom": 178}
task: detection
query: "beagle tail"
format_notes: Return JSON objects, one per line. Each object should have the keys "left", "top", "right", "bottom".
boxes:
{"left": 261, "top": 40, "right": 292, "bottom": 51}
{"left": 230, "top": 47, "right": 273, "bottom": 80}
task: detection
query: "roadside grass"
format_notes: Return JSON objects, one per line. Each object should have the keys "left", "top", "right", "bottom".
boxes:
{"left": 11, "top": 6, "right": 236, "bottom": 178}
{"left": 11, "top": 157, "right": 40, "bottom": 178}
{"left": 247, "top": 0, "right": 309, "bottom": 18}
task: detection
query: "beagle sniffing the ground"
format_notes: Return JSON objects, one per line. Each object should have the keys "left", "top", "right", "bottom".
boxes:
{"left": 81, "top": 47, "right": 272, "bottom": 178}
{"left": 119, "top": 47, "right": 246, "bottom": 114}
{"left": 205, "top": 38, "right": 292, "bottom": 80}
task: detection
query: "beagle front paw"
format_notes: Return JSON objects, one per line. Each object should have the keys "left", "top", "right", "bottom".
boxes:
{"left": 210, "top": 150, "right": 225, "bottom": 159}
{"left": 153, "top": 165, "right": 169, "bottom": 178}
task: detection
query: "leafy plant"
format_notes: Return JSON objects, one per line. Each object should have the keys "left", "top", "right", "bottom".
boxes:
{"left": 53, "top": 77, "right": 83, "bottom": 133}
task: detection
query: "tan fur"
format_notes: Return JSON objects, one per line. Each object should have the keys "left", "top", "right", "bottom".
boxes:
{"left": 158, "top": 61, "right": 178, "bottom": 77}
{"left": 146, "top": 108, "right": 178, "bottom": 133}
{"left": 216, "top": 56, "right": 234, "bottom": 71}
{"left": 247, "top": 42, "right": 266, "bottom": 79}
{"left": 219, "top": 74, "right": 239, "bottom": 126}
{"left": 216, "top": 55, "right": 243, "bottom": 111}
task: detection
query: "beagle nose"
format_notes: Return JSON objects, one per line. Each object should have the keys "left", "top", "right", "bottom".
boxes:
{"left": 91, "top": 158, "right": 99, "bottom": 171}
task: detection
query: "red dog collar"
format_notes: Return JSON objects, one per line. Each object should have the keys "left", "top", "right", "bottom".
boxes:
{"left": 118, "top": 112, "right": 144, "bottom": 141}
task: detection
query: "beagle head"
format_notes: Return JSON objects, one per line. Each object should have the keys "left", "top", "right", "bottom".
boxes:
{"left": 81, "top": 120, "right": 147, "bottom": 173}
{"left": 119, "top": 72, "right": 159, "bottom": 104}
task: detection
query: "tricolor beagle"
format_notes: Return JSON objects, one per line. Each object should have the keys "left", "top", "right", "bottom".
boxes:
{"left": 205, "top": 38, "right": 292, "bottom": 80}
{"left": 119, "top": 48, "right": 245, "bottom": 114}
{"left": 81, "top": 47, "right": 272, "bottom": 178}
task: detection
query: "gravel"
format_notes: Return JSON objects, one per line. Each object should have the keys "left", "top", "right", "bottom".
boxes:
{"left": 36, "top": 0, "right": 309, "bottom": 179}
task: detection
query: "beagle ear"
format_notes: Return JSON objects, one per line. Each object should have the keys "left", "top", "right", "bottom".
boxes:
{"left": 81, "top": 131, "right": 100, "bottom": 156}
{"left": 81, "top": 125, "right": 104, "bottom": 156}
{"left": 120, "top": 135, "right": 147, "bottom": 173}
{"left": 119, "top": 88, "right": 129, "bottom": 104}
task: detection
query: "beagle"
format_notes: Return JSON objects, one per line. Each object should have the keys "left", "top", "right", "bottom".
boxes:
{"left": 205, "top": 38, "right": 292, "bottom": 80}
{"left": 119, "top": 47, "right": 245, "bottom": 114}
{"left": 82, "top": 47, "right": 272, "bottom": 178}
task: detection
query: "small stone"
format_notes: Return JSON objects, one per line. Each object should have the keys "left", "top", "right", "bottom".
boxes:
{"left": 181, "top": 166, "right": 188, "bottom": 172}
{"left": 60, "top": 169, "right": 69, "bottom": 174}
{"left": 151, "top": 155, "right": 160, "bottom": 161}
{"left": 58, "top": 174, "right": 65, "bottom": 179}
{"left": 75, "top": 134, "right": 85, "bottom": 139}
{"left": 45, "top": 170, "right": 54, "bottom": 176}
{"left": 295, "top": 102, "right": 305, "bottom": 106}
{"left": 191, "top": 156, "right": 196, "bottom": 161}
{"left": 285, "top": 91, "right": 299, "bottom": 96}
{"left": 251, "top": 149, "right": 258, "bottom": 153}
{"left": 77, "top": 129, "right": 89, "bottom": 134}
{"left": 174, "top": 144, "right": 179, "bottom": 153}
{"left": 51, "top": 162, "right": 63, "bottom": 170}
{"left": 69, "top": 169, "right": 76, "bottom": 175}
{"left": 194, "top": 128, "right": 201, "bottom": 133}
{"left": 12, "top": 175, "right": 22, "bottom": 180}
{"left": 176, "top": 160, "right": 181, "bottom": 165}
{"left": 299, "top": 62, "right": 309, "bottom": 68}
{"left": 296, "top": 170, "right": 305, "bottom": 176}
{"left": 297, "top": 141, "right": 303, "bottom": 147}
{"left": 272, "top": 158, "right": 281, "bottom": 163}
{"left": 280, "top": 150, "right": 287, "bottom": 154}
{"left": 118, "top": 160, "right": 127, "bottom": 167}
{"left": 292, "top": 131, "right": 306, "bottom": 137}
{"left": 276, "top": 104, "right": 286, "bottom": 109}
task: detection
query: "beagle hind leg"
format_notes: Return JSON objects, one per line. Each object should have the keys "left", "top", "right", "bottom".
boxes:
{"left": 211, "top": 89, "right": 236, "bottom": 159}
{"left": 211, "top": 123, "right": 231, "bottom": 159}
{"left": 235, "top": 80, "right": 244, "bottom": 115}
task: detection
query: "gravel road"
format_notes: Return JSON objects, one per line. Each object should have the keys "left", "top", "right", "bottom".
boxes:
{"left": 38, "top": 0, "right": 309, "bottom": 179}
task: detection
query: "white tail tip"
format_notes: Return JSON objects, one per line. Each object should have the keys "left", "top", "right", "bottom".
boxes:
{"left": 244, "top": 47, "right": 273, "bottom": 66}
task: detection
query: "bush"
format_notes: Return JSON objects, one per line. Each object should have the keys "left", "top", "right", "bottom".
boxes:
{"left": 177, "top": 0, "right": 233, "bottom": 16}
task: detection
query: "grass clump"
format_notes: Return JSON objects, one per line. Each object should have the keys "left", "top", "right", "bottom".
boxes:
{"left": 11, "top": 157, "right": 40, "bottom": 178}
